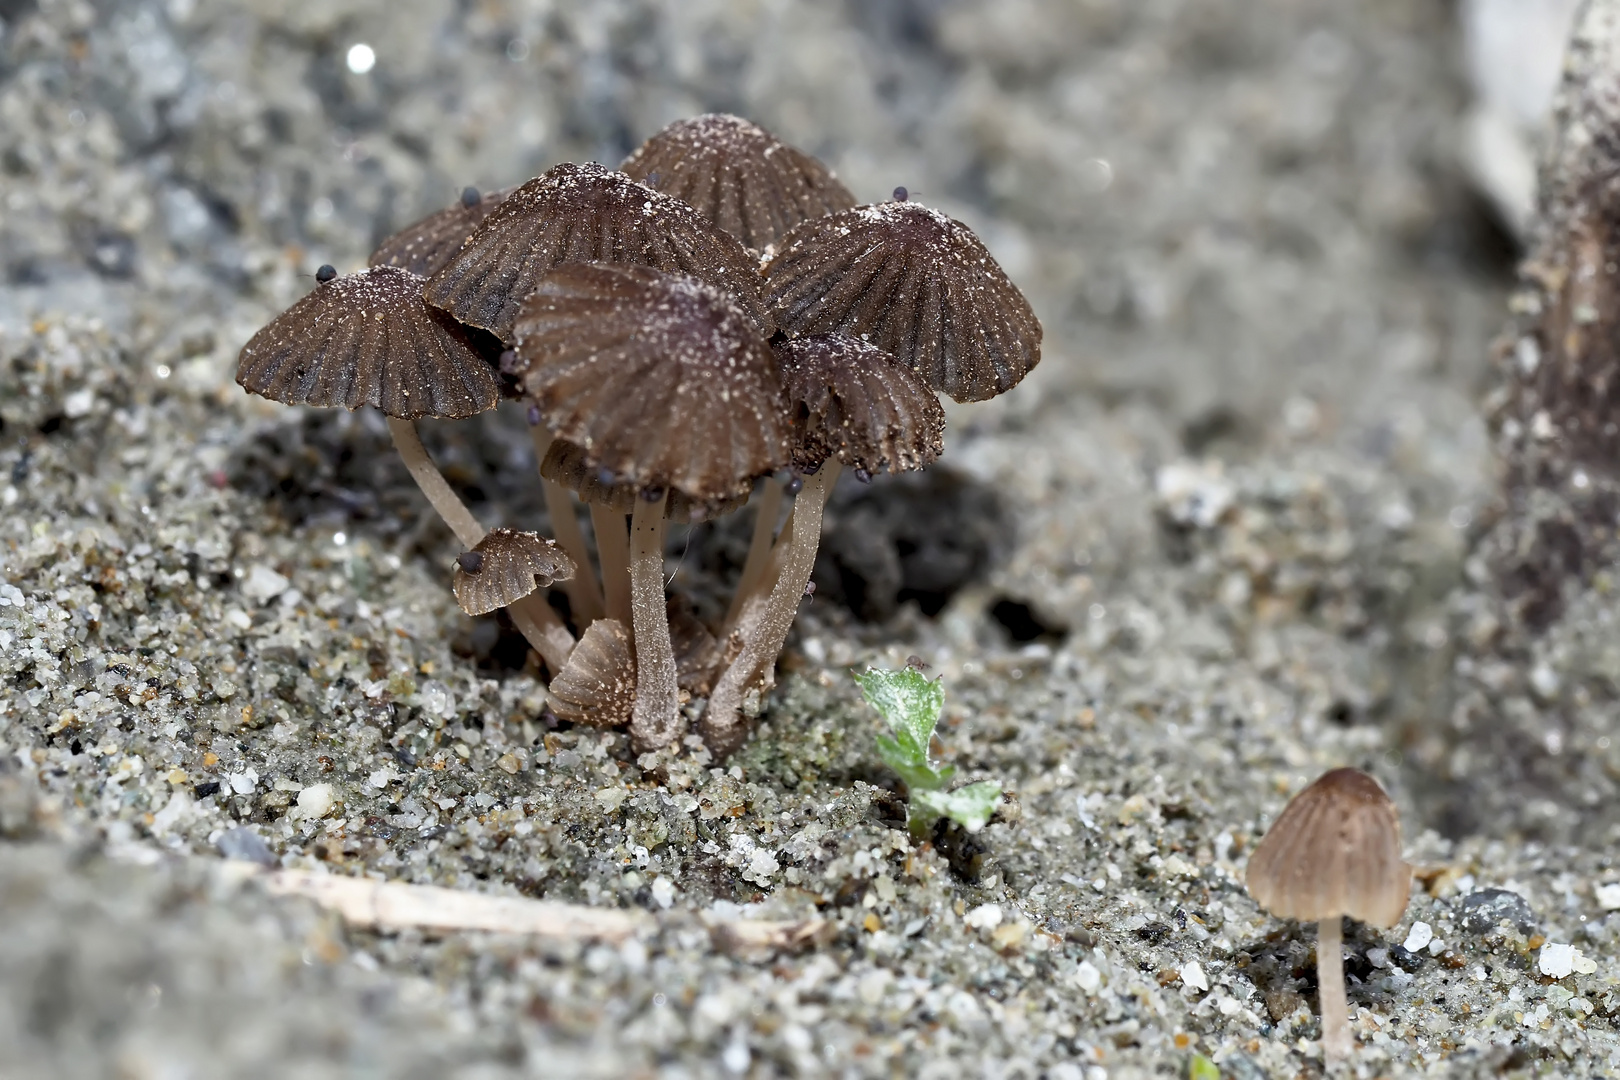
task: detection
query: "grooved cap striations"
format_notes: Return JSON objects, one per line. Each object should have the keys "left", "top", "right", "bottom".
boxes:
{"left": 548, "top": 618, "right": 635, "bottom": 727}
{"left": 776, "top": 334, "right": 945, "bottom": 474}
{"left": 450, "top": 528, "right": 575, "bottom": 616}
{"left": 236, "top": 264, "right": 499, "bottom": 420}
{"left": 1245, "top": 768, "right": 1412, "bottom": 929}
{"left": 538, "top": 438, "right": 748, "bottom": 522}
{"left": 621, "top": 113, "right": 855, "bottom": 251}
{"left": 423, "top": 161, "right": 771, "bottom": 344}
{"left": 762, "top": 201, "right": 1042, "bottom": 403}
{"left": 370, "top": 185, "right": 516, "bottom": 279}
{"left": 512, "top": 263, "right": 791, "bottom": 506}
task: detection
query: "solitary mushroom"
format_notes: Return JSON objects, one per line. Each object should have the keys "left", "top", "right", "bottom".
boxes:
{"left": 370, "top": 185, "right": 515, "bottom": 278}
{"left": 510, "top": 263, "right": 791, "bottom": 749}
{"left": 1245, "top": 767, "right": 1412, "bottom": 1064}
{"left": 451, "top": 527, "right": 573, "bottom": 616}
{"left": 762, "top": 200, "right": 1043, "bottom": 402}
{"left": 620, "top": 113, "right": 856, "bottom": 251}
{"left": 702, "top": 334, "right": 945, "bottom": 754}
{"left": 235, "top": 264, "right": 575, "bottom": 672}
{"left": 422, "top": 161, "right": 772, "bottom": 344}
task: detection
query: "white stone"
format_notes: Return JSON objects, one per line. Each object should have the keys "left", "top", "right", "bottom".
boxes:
{"left": 651, "top": 876, "right": 676, "bottom": 909}
{"left": 1402, "top": 921, "right": 1434, "bottom": 953}
{"left": 964, "top": 903, "right": 1003, "bottom": 930}
{"left": 1538, "top": 942, "right": 1578, "bottom": 979}
{"left": 227, "top": 768, "right": 258, "bottom": 795}
{"left": 1595, "top": 882, "right": 1620, "bottom": 911}
{"left": 241, "top": 564, "right": 289, "bottom": 603}
{"left": 1073, "top": 960, "right": 1101, "bottom": 993}
{"left": 1180, "top": 961, "right": 1209, "bottom": 993}
{"left": 63, "top": 388, "right": 94, "bottom": 418}
{"left": 298, "top": 782, "right": 337, "bottom": 818}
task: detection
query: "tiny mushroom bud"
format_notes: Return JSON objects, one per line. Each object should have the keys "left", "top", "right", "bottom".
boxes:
{"left": 1246, "top": 768, "right": 1412, "bottom": 1064}
{"left": 892, "top": 186, "right": 909, "bottom": 202}
{"left": 315, "top": 264, "right": 337, "bottom": 283}
{"left": 460, "top": 185, "right": 481, "bottom": 208}
{"left": 450, "top": 528, "right": 574, "bottom": 617}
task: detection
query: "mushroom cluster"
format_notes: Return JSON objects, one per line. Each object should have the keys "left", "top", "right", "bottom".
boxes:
{"left": 237, "top": 114, "right": 1042, "bottom": 755}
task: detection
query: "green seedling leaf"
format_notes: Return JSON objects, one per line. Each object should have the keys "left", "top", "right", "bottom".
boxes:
{"left": 912, "top": 780, "right": 1002, "bottom": 833}
{"left": 875, "top": 733, "right": 950, "bottom": 792}
{"left": 855, "top": 667, "right": 944, "bottom": 776}
{"left": 1187, "top": 1054, "right": 1220, "bottom": 1080}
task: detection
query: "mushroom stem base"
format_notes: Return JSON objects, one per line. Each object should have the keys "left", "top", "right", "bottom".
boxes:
{"left": 1318, "top": 916, "right": 1350, "bottom": 1063}
{"left": 628, "top": 493, "right": 681, "bottom": 750}
{"left": 702, "top": 464, "right": 839, "bottom": 755}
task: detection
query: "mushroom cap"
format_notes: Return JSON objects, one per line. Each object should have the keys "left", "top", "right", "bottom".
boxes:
{"left": 776, "top": 334, "right": 945, "bottom": 474}
{"left": 450, "top": 527, "right": 575, "bottom": 616}
{"left": 548, "top": 618, "right": 635, "bottom": 727}
{"left": 236, "top": 265, "right": 500, "bottom": 420}
{"left": 538, "top": 437, "right": 750, "bottom": 523}
{"left": 370, "top": 185, "right": 516, "bottom": 279}
{"left": 620, "top": 113, "right": 856, "bottom": 251}
{"left": 1245, "top": 768, "right": 1412, "bottom": 928}
{"left": 512, "top": 262, "right": 792, "bottom": 504}
{"left": 422, "top": 161, "right": 772, "bottom": 344}
{"left": 762, "top": 201, "right": 1042, "bottom": 403}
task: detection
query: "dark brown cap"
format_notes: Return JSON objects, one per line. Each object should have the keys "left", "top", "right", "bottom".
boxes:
{"left": 548, "top": 618, "right": 635, "bottom": 727}
{"left": 369, "top": 185, "right": 515, "bottom": 279}
{"left": 1246, "top": 768, "right": 1412, "bottom": 929}
{"left": 236, "top": 264, "right": 499, "bottom": 420}
{"left": 762, "top": 201, "right": 1042, "bottom": 403}
{"left": 538, "top": 438, "right": 749, "bottom": 522}
{"left": 776, "top": 334, "right": 945, "bottom": 475}
{"left": 620, "top": 114, "right": 856, "bottom": 251}
{"left": 512, "top": 263, "right": 791, "bottom": 505}
{"left": 422, "top": 161, "right": 772, "bottom": 344}
{"left": 450, "top": 527, "right": 575, "bottom": 616}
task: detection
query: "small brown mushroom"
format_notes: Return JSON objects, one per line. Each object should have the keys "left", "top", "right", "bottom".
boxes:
{"left": 702, "top": 335, "right": 944, "bottom": 754}
{"left": 422, "top": 161, "right": 772, "bottom": 344}
{"left": 235, "top": 265, "right": 574, "bottom": 672}
{"left": 369, "top": 185, "right": 516, "bottom": 278}
{"left": 620, "top": 113, "right": 856, "bottom": 251}
{"left": 547, "top": 618, "right": 635, "bottom": 728}
{"left": 451, "top": 528, "right": 574, "bottom": 617}
{"left": 510, "top": 263, "right": 791, "bottom": 750}
{"left": 762, "top": 201, "right": 1043, "bottom": 402}
{"left": 1246, "top": 767, "right": 1412, "bottom": 1064}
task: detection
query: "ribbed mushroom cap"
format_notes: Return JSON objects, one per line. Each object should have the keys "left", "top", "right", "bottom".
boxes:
{"left": 620, "top": 113, "right": 856, "bottom": 251}
{"left": 1246, "top": 768, "right": 1412, "bottom": 929}
{"left": 548, "top": 618, "right": 635, "bottom": 727}
{"left": 450, "top": 528, "right": 575, "bottom": 616}
{"left": 762, "top": 201, "right": 1042, "bottom": 403}
{"left": 511, "top": 263, "right": 792, "bottom": 505}
{"left": 423, "top": 161, "right": 772, "bottom": 344}
{"left": 236, "top": 265, "right": 500, "bottom": 420}
{"left": 776, "top": 334, "right": 945, "bottom": 474}
{"left": 538, "top": 438, "right": 749, "bottom": 523}
{"left": 370, "top": 186, "right": 516, "bottom": 279}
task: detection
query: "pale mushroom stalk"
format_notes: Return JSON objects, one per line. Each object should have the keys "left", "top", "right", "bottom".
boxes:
{"left": 723, "top": 477, "right": 785, "bottom": 630}
{"left": 387, "top": 416, "right": 573, "bottom": 672}
{"left": 591, "top": 505, "right": 633, "bottom": 625}
{"left": 628, "top": 490, "right": 681, "bottom": 748}
{"left": 703, "top": 464, "right": 839, "bottom": 753}
{"left": 1318, "top": 917, "right": 1350, "bottom": 1062}
{"left": 527, "top": 422, "right": 604, "bottom": 622}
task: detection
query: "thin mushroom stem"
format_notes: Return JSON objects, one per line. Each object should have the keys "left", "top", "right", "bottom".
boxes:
{"left": 1317, "top": 916, "right": 1351, "bottom": 1063}
{"left": 723, "top": 478, "right": 784, "bottom": 631}
{"left": 628, "top": 490, "right": 680, "bottom": 749}
{"left": 591, "top": 504, "right": 633, "bottom": 626}
{"left": 526, "top": 423, "right": 604, "bottom": 623}
{"left": 702, "top": 464, "right": 840, "bottom": 755}
{"left": 386, "top": 416, "right": 573, "bottom": 673}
